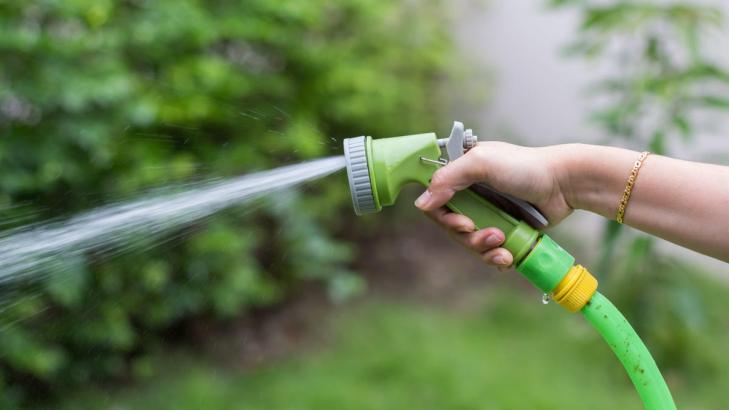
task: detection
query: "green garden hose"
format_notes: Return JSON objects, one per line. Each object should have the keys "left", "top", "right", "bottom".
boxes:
{"left": 583, "top": 292, "right": 676, "bottom": 409}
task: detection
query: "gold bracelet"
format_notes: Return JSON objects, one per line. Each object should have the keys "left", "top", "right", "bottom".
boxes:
{"left": 616, "top": 151, "right": 650, "bottom": 224}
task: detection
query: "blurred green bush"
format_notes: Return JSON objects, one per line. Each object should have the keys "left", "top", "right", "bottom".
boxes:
{"left": 0, "top": 0, "right": 453, "bottom": 406}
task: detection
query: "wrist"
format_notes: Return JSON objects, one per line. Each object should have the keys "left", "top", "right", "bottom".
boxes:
{"left": 546, "top": 143, "right": 590, "bottom": 211}
{"left": 549, "top": 143, "right": 638, "bottom": 218}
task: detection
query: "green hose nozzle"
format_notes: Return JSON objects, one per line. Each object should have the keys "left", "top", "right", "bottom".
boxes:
{"left": 343, "top": 123, "right": 676, "bottom": 409}
{"left": 343, "top": 129, "right": 571, "bottom": 292}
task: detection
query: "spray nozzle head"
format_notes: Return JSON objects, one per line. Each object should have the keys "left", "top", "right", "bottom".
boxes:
{"left": 343, "top": 136, "right": 378, "bottom": 215}
{"left": 342, "top": 121, "right": 477, "bottom": 216}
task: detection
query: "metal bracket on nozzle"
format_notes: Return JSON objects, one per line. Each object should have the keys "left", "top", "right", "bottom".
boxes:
{"left": 419, "top": 156, "right": 449, "bottom": 166}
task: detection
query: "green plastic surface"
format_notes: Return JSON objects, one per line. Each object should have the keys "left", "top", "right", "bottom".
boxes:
{"left": 583, "top": 292, "right": 676, "bottom": 410}
{"left": 447, "top": 191, "right": 538, "bottom": 263}
{"left": 368, "top": 133, "right": 441, "bottom": 207}
{"left": 516, "top": 234, "right": 575, "bottom": 293}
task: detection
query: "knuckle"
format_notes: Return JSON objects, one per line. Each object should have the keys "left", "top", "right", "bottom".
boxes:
{"left": 443, "top": 212, "right": 459, "bottom": 224}
{"left": 482, "top": 227, "right": 497, "bottom": 235}
{"left": 484, "top": 227, "right": 503, "bottom": 240}
{"left": 481, "top": 254, "right": 497, "bottom": 265}
{"left": 467, "top": 234, "right": 481, "bottom": 249}
{"left": 461, "top": 148, "right": 490, "bottom": 180}
{"left": 466, "top": 145, "right": 488, "bottom": 162}
{"left": 450, "top": 215, "right": 474, "bottom": 231}
{"left": 429, "top": 169, "right": 449, "bottom": 190}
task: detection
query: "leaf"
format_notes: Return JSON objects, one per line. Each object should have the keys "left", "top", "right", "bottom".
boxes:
{"left": 45, "top": 256, "right": 89, "bottom": 308}
{"left": 695, "top": 96, "right": 729, "bottom": 110}
{"left": 561, "top": 38, "right": 605, "bottom": 59}
{"left": 597, "top": 220, "right": 623, "bottom": 276}
{"left": 680, "top": 21, "right": 700, "bottom": 64}
{"left": 623, "top": 236, "right": 655, "bottom": 275}
{"left": 649, "top": 130, "right": 667, "bottom": 154}
{"left": 327, "top": 272, "right": 365, "bottom": 303}
{"left": 668, "top": 64, "right": 729, "bottom": 86}
{"left": 645, "top": 36, "right": 660, "bottom": 62}
{"left": 581, "top": 4, "right": 657, "bottom": 32}
{"left": 693, "top": 64, "right": 729, "bottom": 84}
{"left": 548, "top": 0, "right": 588, "bottom": 9}
{"left": 666, "top": 4, "right": 724, "bottom": 28}
{"left": 671, "top": 115, "right": 692, "bottom": 140}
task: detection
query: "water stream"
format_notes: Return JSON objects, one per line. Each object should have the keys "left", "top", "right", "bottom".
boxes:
{"left": 0, "top": 156, "right": 345, "bottom": 288}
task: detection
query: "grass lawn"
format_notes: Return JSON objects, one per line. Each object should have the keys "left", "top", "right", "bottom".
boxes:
{"left": 58, "top": 284, "right": 729, "bottom": 410}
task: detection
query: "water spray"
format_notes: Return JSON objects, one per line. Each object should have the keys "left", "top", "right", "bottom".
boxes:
{"left": 0, "top": 157, "right": 345, "bottom": 289}
{"left": 343, "top": 122, "right": 676, "bottom": 409}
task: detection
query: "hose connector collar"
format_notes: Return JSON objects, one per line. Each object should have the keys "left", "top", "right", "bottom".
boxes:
{"left": 552, "top": 265, "right": 598, "bottom": 313}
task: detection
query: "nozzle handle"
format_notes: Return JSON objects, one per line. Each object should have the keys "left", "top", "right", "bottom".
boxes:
{"left": 447, "top": 189, "right": 539, "bottom": 264}
{"left": 448, "top": 190, "right": 575, "bottom": 292}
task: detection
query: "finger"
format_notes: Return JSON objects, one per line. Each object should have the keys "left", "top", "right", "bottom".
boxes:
{"left": 451, "top": 227, "right": 505, "bottom": 253}
{"left": 414, "top": 150, "right": 486, "bottom": 211}
{"left": 424, "top": 207, "right": 476, "bottom": 233}
{"left": 481, "top": 247, "right": 513, "bottom": 268}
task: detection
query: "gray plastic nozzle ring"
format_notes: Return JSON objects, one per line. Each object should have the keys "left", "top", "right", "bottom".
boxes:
{"left": 343, "top": 136, "right": 377, "bottom": 215}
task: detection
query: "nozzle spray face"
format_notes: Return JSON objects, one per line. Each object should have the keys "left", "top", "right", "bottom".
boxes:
{"left": 343, "top": 136, "right": 378, "bottom": 215}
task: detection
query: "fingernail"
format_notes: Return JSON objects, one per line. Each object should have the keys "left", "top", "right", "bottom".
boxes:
{"left": 484, "top": 234, "right": 502, "bottom": 247}
{"left": 460, "top": 223, "right": 476, "bottom": 233}
{"left": 414, "top": 190, "right": 432, "bottom": 209}
{"left": 491, "top": 255, "right": 507, "bottom": 265}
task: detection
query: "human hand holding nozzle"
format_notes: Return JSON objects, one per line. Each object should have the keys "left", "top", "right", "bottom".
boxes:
{"left": 414, "top": 142, "right": 574, "bottom": 269}
{"left": 415, "top": 140, "right": 729, "bottom": 266}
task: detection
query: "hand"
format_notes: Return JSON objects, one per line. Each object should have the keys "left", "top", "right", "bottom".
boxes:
{"left": 414, "top": 141, "right": 573, "bottom": 269}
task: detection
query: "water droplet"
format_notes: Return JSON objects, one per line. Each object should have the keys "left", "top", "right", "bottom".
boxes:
{"left": 542, "top": 293, "right": 551, "bottom": 305}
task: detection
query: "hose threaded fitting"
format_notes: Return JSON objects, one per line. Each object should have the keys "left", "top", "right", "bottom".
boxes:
{"left": 552, "top": 265, "right": 598, "bottom": 313}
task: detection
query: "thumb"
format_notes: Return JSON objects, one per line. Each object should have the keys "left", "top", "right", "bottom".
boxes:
{"left": 414, "top": 151, "right": 486, "bottom": 211}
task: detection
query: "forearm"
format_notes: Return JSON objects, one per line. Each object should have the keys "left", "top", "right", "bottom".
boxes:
{"left": 555, "top": 144, "right": 729, "bottom": 262}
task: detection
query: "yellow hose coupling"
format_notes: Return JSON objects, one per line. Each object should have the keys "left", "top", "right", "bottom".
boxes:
{"left": 552, "top": 265, "right": 598, "bottom": 313}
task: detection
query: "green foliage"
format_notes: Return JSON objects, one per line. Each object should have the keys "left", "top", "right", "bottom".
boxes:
{"left": 0, "top": 0, "right": 453, "bottom": 407}
{"left": 58, "top": 288, "right": 647, "bottom": 410}
{"left": 554, "top": 0, "right": 729, "bottom": 372}
{"left": 607, "top": 237, "right": 716, "bottom": 373}
{"left": 59, "top": 283, "right": 729, "bottom": 409}
{"left": 555, "top": 1, "right": 729, "bottom": 151}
